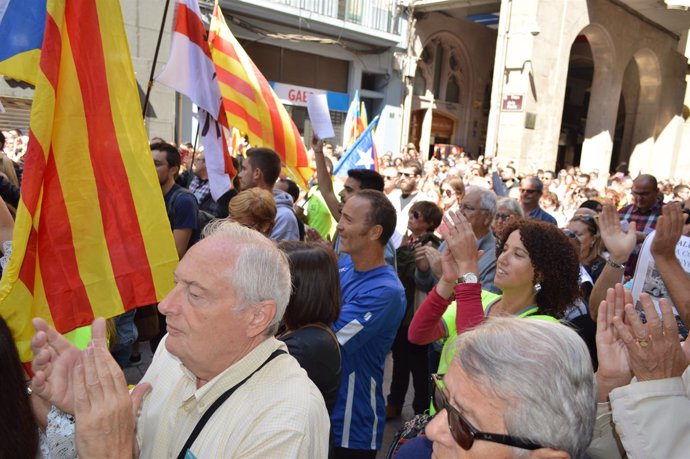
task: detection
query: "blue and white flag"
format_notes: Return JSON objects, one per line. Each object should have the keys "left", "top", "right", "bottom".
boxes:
{"left": 333, "top": 115, "right": 379, "bottom": 177}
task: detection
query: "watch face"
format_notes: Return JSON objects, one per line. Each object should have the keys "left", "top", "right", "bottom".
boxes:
{"left": 462, "top": 273, "right": 478, "bottom": 283}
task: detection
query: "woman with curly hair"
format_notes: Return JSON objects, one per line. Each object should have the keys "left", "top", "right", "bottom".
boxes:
{"left": 409, "top": 214, "right": 581, "bottom": 380}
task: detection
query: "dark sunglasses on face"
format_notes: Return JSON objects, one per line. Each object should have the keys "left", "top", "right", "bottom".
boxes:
{"left": 431, "top": 374, "right": 542, "bottom": 451}
{"left": 494, "top": 213, "right": 512, "bottom": 221}
{"left": 400, "top": 172, "right": 415, "bottom": 178}
{"left": 519, "top": 188, "right": 539, "bottom": 194}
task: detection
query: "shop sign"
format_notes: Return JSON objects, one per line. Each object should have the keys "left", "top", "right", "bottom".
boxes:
{"left": 272, "top": 82, "right": 325, "bottom": 108}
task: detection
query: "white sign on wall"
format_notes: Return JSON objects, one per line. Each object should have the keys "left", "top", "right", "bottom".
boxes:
{"left": 272, "top": 82, "right": 326, "bottom": 108}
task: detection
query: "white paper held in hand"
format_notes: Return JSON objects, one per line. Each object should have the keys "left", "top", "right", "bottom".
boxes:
{"left": 307, "top": 93, "right": 335, "bottom": 140}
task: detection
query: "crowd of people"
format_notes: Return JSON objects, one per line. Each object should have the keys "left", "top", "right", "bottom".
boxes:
{"left": 0, "top": 127, "right": 689, "bottom": 459}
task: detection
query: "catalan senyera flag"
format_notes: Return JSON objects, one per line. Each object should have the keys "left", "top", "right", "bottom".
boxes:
{"left": 0, "top": 0, "right": 47, "bottom": 85}
{"left": 0, "top": 0, "right": 179, "bottom": 361}
{"left": 342, "top": 90, "right": 368, "bottom": 149}
{"left": 156, "top": 0, "right": 235, "bottom": 201}
{"left": 208, "top": 1, "right": 313, "bottom": 189}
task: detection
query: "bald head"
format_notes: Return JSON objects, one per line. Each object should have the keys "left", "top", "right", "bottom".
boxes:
{"left": 631, "top": 174, "right": 659, "bottom": 212}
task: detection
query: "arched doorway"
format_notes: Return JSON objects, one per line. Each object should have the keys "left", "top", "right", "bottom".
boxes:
{"left": 557, "top": 35, "right": 593, "bottom": 170}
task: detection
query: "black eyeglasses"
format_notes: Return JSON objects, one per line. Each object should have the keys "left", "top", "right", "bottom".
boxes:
{"left": 400, "top": 172, "right": 415, "bottom": 178}
{"left": 431, "top": 374, "right": 542, "bottom": 451}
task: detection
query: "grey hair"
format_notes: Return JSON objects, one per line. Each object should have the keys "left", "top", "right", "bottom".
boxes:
{"left": 469, "top": 187, "right": 497, "bottom": 219}
{"left": 202, "top": 220, "right": 291, "bottom": 335}
{"left": 496, "top": 197, "right": 524, "bottom": 217}
{"left": 524, "top": 176, "right": 544, "bottom": 192}
{"left": 453, "top": 317, "right": 596, "bottom": 459}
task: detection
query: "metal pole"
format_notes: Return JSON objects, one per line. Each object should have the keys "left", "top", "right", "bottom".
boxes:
{"left": 142, "top": 0, "right": 173, "bottom": 119}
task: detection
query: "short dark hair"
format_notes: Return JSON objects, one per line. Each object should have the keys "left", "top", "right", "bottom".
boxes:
{"left": 355, "top": 189, "right": 397, "bottom": 245}
{"left": 402, "top": 159, "right": 422, "bottom": 176}
{"left": 278, "top": 178, "right": 300, "bottom": 203}
{"left": 347, "top": 169, "right": 384, "bottom": 192}
{"left": 278, "top": 241, "right": 341, "bottom": 329}
{"left": 409, "top": 200, "right": 443, "bottom": 231}
{"left": 247, "top": 147, "right": 282, "bottom": 186}
{"left": 150, "top": 142, "right": 181, "bottom": 169}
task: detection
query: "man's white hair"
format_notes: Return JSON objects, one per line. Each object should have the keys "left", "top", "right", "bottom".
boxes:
{"left": 202, "top": 220, "right": 291, "bottom": 335}
{"left": 453, "top": 317, "right": 596, "bottom": 459}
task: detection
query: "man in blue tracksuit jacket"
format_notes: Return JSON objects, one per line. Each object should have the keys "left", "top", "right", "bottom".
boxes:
{"left": 331, "top": 190, "right": 406, "bottom": 458}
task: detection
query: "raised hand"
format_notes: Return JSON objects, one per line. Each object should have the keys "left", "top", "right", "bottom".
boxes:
{"left": 73, "top": 344, "right": 151, "bottom": 458}
{"left": 31, "top": 318, "right": 106, "bottom": 414}
{"left": 595, "top": 284, "right": 633, "bottom": 402}
{"left": 439, "top": 210, "right": 480, "bottom": 277}
{"left": 651, "top": 204, "right": 683, "bottom": 260}
{"left": 612, "top": 294, "right": 688, "bottom": 381}
{"left": 599, "top": 204, "right": 636, "bottom": 264}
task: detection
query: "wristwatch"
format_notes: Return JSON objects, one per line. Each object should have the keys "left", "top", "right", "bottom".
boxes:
{"left": 456, "top": 272, "right": 478, "bottom": 284}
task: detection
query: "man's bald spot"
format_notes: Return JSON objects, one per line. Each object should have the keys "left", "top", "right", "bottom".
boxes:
{"left": 634, "top": 174, "right": 658, "bottom": 190}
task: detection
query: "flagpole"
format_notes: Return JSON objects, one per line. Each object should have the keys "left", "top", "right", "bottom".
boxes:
{"left": 187, "top": 120, "right": 201, "bottom": 187}
{"left": 142, "top": 0, "right": 173, "bottom": 119}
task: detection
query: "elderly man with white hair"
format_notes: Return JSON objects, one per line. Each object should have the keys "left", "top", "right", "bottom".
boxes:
{"left": 427, "top": 317, "right": 596, "bottom": 459}
{"left": 30, "top": 221, "right": 330, "bottom": 458}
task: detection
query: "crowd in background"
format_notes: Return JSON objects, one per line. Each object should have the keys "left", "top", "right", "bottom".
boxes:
{"left": 1, "top": 126, "right": 689, "bottom": 459}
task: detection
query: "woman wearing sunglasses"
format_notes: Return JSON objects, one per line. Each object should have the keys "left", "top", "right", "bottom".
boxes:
{"left": 492, "top": 197, "right": 523, "bottom": 238}
{"left": 567, "top": 213, "right": 606, "bottom": 287}
{"left": 438, "top": 177, "right": 465, "bottom": 212}
{"left": 426, "top": 317, "right": 596, "bottom": 458}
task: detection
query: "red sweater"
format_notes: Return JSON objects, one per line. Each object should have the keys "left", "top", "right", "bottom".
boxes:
{"left": 408, "top": 282, "right": 485, "bottom": 344}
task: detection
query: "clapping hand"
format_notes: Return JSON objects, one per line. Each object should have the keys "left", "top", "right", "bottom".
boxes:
{"left": 599, "top": 204, "right": 636, "bottom": 265}
{"left": 73, "top": 340, "right": 150, "bottom": 458}
{"left": 31, "top": 318, "right": 106, "bottom": 414}
{"left": 612, "top": 293, "right": 688, "bottom": 382}
{"left": 595, "top": 284, "right": 633, "bottom": 402}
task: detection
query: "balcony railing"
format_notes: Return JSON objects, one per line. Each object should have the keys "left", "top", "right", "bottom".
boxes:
{"left": 272, "top": 0, "right": 398, "bottom": 35}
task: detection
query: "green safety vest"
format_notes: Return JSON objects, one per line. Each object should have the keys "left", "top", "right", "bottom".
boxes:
{"left": 430, "top": 291, "right": 557, "bottom": 414}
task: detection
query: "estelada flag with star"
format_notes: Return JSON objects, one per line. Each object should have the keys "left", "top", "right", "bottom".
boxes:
{"left": 0, "top": 0, "right": 179, "bottom": 362}
{"left": 333, "top": 115, "right": 380, "bottom": 178}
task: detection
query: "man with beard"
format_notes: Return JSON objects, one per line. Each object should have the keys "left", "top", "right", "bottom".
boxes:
{"left": 387, "top": 160, "right": 435, "bottom": 248}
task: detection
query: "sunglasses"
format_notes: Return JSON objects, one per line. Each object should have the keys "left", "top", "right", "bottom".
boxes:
{"left": 400, "top": 172, "right": 415, "bottom": 178}
{"left": 519, "top": 188, "right": 539, "bottom": 194}
{"left": 494, "top": 213, "right": 512, "bottom": 221}
{"left": 432, "top": 374, "right": 542, "bottom": 451}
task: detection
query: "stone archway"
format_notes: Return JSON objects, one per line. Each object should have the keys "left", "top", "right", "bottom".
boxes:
{"left": 571, "top": 23, "right": 620, "bottom": 173}
{"left": 625, "top": 48, "right": 662, "bottom": 174}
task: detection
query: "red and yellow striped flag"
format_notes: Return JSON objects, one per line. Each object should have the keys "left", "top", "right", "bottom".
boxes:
{"left": 208, "top": 1, "right": 313, "bottom": 189}
{"left": 0, "top": 0, "right": 179, "bottom": 361}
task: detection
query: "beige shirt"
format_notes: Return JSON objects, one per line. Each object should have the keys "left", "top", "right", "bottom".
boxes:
{"left": 136, "top": 336, "right": 329, "bottom": 458}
